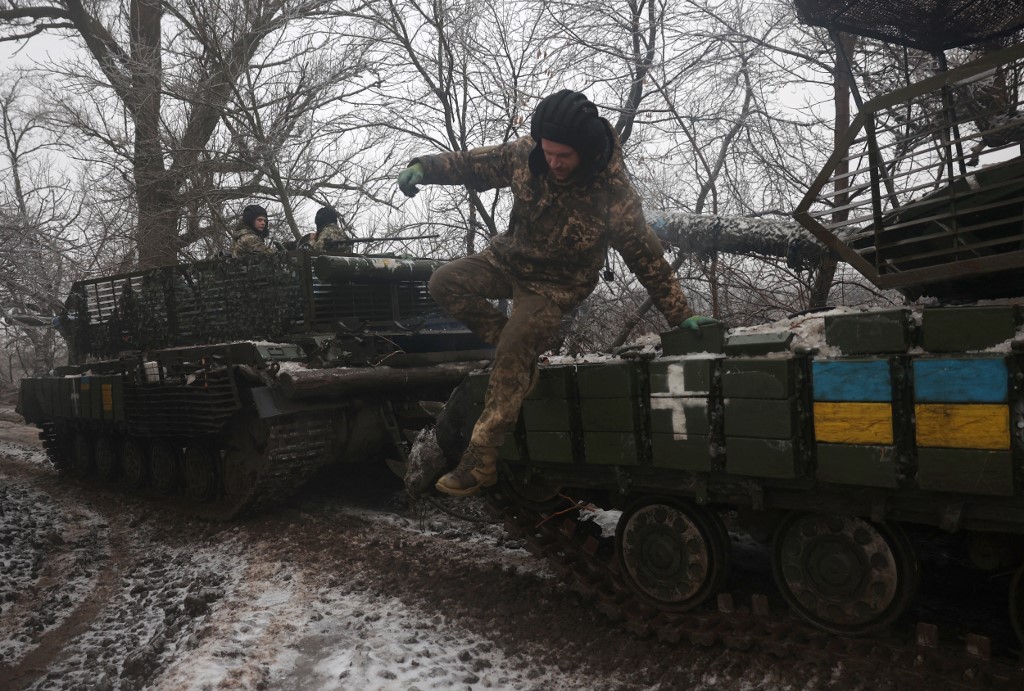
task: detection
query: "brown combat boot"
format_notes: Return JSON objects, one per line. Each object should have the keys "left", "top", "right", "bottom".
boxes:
{"left": 435, "top": 444, "right": 498, "bottom": 497}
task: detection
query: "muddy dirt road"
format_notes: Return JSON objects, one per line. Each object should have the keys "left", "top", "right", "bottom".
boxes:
{"left": 0, "top": 407, "right": 989, "bottom": 690}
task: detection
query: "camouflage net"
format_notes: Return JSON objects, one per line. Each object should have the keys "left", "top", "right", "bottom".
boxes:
{"left": 794, "top": 0, "right": 1024, "bottom": 51}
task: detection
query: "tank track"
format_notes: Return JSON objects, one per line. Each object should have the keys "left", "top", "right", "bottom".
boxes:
{"left": 485, "top": 483, "right": 1024, "bottom": 689}
{"left": 38, "top": 413, "right": 339, "bottom": 522}
{"left": 208, "top": 411, "right": 338, "bottom": 520}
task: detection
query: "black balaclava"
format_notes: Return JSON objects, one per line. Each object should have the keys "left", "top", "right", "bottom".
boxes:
{"left": 315, "top": 206, "right": 340, "bottom": 234}
{"left": 242, "top": 204, "right": 269, "bottom": 238}
{"left": 527, "top": 89, "right": 611, "bottom": 179}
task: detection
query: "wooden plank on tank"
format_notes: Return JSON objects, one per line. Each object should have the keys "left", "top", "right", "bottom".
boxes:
{"left": 724, "top": 398, "right": 798, "bottom": 439}
{"left": 651, "top": 433, "right": 712, "bottom": 471}
{"left": 816, "top": 443, "right": 899, "bottom": 488}
{"left": 915, "top": 404, "right": 1010, "bottom": 449}
{"left": 917, "top": 448, "right": 1015, "bottom": 496}
{"left": 814, "top": 402, "right": 894, "bottom": 444}
{"left": 725, "top": 437, "right": 805, "bottom": 479}
{"left": 811, "top": 359, "right": 892, "bottom": 401}
{"left": 913, "top": 358, "right": 1008, "bottom": 403}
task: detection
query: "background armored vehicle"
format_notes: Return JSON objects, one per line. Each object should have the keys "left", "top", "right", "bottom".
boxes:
{"left": 17, "top": 249, "right": 490, "bottom": 519}
{"left": 441, "top": 0, "right": 1024, "bottom": 674}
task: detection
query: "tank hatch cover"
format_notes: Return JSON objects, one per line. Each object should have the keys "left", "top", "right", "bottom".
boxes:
{"left": 794, "top": 0, "right": 1024, "bottom": 51}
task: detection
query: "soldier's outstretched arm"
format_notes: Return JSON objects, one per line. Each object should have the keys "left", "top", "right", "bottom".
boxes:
{"left": 401, "top": 137, "right": 531, "bottom": 195}
{"left": 611, "top": 188, "right": 693, "bottom": 327}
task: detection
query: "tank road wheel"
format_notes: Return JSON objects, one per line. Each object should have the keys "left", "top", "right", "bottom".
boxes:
{"left": 498, "top": 464, "right": 564, "bottom": 512}
{"left": 615, "top": 496, "right": 730, "bottom": 612}
{"left": 183, "top": 444, "right": 219, "bottom": 504}
{"left": 149, "top": 442, "right": 180, "bottom": 495}
{"left": 121, "top": 438, "right": 149, "bottom": 489}
{"left": 1010, "top": 562, "right": 1024, "bottom": 648}
{"left": 70, "top": 432, "right": 95, "bottom": 477}
{"left": 772, "top": 512, "right": 919, "bottom": 636}
{"left": 94, "top": 434, "right": 120, "bottom": 482}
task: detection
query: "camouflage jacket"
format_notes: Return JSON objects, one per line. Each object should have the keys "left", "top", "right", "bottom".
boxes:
{"left": 414, "top": 130, "right": 692, "bottom": 324}
{"left": 231, "top": 222, "right": 273, "bottom": 258}
{"left": 312, "top": 223, "right": 355, "bottom": 253}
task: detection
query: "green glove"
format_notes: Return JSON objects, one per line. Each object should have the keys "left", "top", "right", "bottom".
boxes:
{"left": 398, "top": 163, "right": 424, "bottom": 197}
{"left": 679, "top": 315, "right": 718, "bottom": 331}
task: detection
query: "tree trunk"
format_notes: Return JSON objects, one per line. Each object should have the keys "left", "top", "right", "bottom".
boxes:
{"left": 130, "top": 0, "right": 178, "bottom": 269}
{"left": 809, "top": 33, "right": 857, "bottom": 308}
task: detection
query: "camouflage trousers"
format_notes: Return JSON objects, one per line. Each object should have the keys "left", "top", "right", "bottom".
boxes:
{"left": 429, "top": 251, "right": 565, "bottom": 448}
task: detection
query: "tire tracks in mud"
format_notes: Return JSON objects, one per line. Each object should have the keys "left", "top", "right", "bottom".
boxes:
{"left": 0, "top": 452, "right": 126, "bottom": 690}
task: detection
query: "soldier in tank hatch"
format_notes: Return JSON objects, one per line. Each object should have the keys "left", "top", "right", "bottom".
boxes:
{"left": 397, "top": 89, "right": 715, "bottom": 497}
{"left": 231, "top": 204, "right": 274, "bottom": 257}
{"left": 311, "top": 206, "right": 355, "bottom": 253}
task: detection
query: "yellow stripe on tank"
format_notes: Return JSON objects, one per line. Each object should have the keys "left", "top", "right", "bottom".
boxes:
{"left": 814, "top": 402, "right": 893, "bottom": 445}
{"left": 915, "top": 404, "right": 1009, "bottom": 450}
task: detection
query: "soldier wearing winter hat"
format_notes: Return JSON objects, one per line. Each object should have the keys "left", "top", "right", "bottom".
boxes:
{"left": 397, "top": 89, "right": 709, "bottom": 498}
{"left": 311, "top": 206, "right": 355, "bottom": 253}
{"left": 231, "top": 204, "right": 274, "bottom": 257}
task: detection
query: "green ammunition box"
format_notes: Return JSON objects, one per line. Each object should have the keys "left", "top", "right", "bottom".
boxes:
{"left": 824, "top": 309, "right": 912, "bottom": 354}
{"left": 722, "top": 359, "right": 798, "bottom": 399}
{"left": 660, "top": 322, "right": 726, "bottom": 355}
{"left": 724, "top": 331, "right": 795, "bottom": 356}
{"left": 723, "top": 398, "right": 799, "bottom": 439}
{"left": 583, "top": 431, "right": 640, "bottom": 465}
{"left": 816, "top": 443, "right": 899, "bottom": 488}
{"left": 649, "top": 357, "right": 718, "bottom": 396}
{"left": 497, "top": 435, "right": 520, "bottom": 462}
{"left": 922, "top": 305, "right": 1018, "bottom": 353}
{"left": 465, "top": 372, "right": 491, "bottom": 405}
{"left": 580, "top": 397, "right": 640, "bottom": 432}
{"left": 651, "top": 433, "right": 712, "bottom": 471}
{"left": 525, "top": 431, "right": 574, "bottom": 463}
{"left": 917, "top": 448, "right": 1015, "bottom": 496}
{"left": 649, "top": 397, "right": 710, "bottom": 435}
{"left": 526, "top": 366, "right": 575, "bottom": 400}
{"left": 522, "top": 399, "right": 572, "bottom": 432}
{"left": 725, "top": 437, "right": 805, "bottom": 479}
{"left": 576, "top": 361, "right": 642, "bottom": 398}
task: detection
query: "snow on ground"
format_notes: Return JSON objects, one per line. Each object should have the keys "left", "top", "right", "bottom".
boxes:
{"left": 0, "top": 428, "right": 646, "bottom": 691}
{"left": 0, "top": 469, "right": 106, "bottom": 668}
{"left": 164, "top": 571, "right": 635, "bottom": 691}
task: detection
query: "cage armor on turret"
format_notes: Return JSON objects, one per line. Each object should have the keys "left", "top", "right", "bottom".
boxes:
{"left": 18, "top": 249, "right": 492, "bottom": 519}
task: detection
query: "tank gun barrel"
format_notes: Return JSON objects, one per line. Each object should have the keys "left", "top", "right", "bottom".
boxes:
{"left": 276, "top": 360, "right": 487, "bottom": 400}
{"left": 4, "top": 313, "right": 57, "bottom": 328}
{"left": 314, "top": 255, "right": 445, "bottom": 284}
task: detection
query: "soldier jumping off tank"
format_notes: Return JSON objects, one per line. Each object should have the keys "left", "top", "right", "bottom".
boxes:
{"left": 397, "top": 89, "right": 714, "bottom": 497}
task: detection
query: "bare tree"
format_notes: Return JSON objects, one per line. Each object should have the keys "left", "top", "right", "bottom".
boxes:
{"left": 0, "top": 75, "right": 80, "bottom": 378}
{"left": 1, "top": 0, "right": 375, "bottom": 267}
